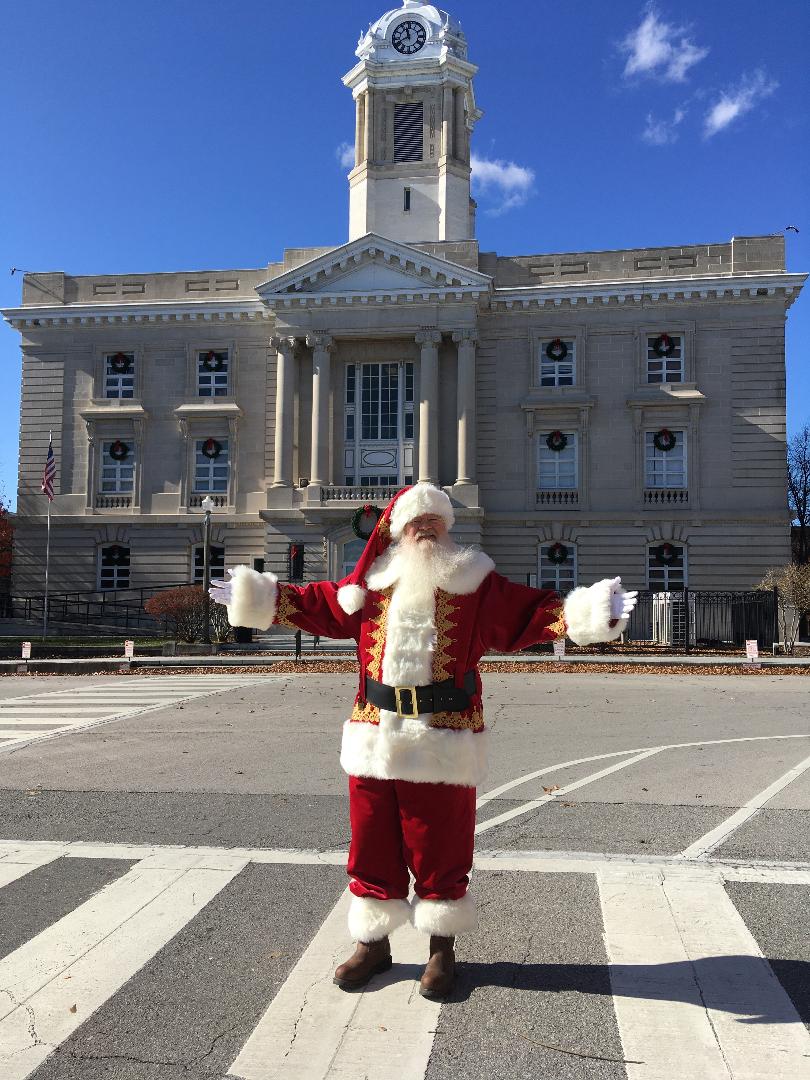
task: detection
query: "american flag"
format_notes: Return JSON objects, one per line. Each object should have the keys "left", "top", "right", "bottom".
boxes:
{"left": 41, "top": 437, "right": 56, "bottom": 501}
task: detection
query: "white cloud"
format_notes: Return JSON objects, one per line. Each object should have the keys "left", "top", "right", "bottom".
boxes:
{"left": 335, "top": 141, "right": 355, "bottom": 168}
{"left": 642, "top": 107, "right": 687, "bottom": 145}
{"left": 621, "top": 5, "right": 708, "bottom": 83}
{"left": 703, "top": 70, "right": 777, "bottom": 138}
{"left": 470, "top": 153, "right": 535, "bottom": 216}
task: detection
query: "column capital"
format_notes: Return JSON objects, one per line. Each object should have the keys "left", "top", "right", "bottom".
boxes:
{"left": 415, "top": 328, "right": 442, "bottom": 347}
{"left": 452, "top": 329, "right": 478, "bottom": 346}
{"left": 270, "top": 334, "right": 300, "bottom": 354}
{"left": 305, "top": 333, "right": 336, "bottom": 352}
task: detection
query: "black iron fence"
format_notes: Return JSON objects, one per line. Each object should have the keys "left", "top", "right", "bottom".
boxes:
{"left": 625, "top": 589, "right": 778, "bottom": 651}
{"left": 3, "top": 581, "right": 194, "bottom": 637}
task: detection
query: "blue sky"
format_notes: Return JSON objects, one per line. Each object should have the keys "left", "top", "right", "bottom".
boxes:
{"left": 1, "top": 0, "right": 807, "bottom": 508}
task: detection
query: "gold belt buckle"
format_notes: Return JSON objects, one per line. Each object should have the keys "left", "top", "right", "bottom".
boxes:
{"left": 394, "top": 685, "right": 419, "bottom": 718}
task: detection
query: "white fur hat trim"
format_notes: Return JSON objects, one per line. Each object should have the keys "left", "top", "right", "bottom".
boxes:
{"left": 337, "top": 583, "right": 366, "bottom": 615}
{"left": 389, "top": 484, "right": 454, "bottom": 540}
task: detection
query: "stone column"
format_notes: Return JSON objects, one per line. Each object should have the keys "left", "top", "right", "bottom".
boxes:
{"left": 271, "top": 336, "right": 297, "bottom": 487}
{"left": 416, "top": 329, "right": 441, "bottom": 484}
{"left": 306, "top": 333, "right": 334, "bottom": 487}
{"left": 453, "top": 330, "right": 477, "bottom": 485}
{"left": 354, "top": 94, "right": 364, "bottom": 166}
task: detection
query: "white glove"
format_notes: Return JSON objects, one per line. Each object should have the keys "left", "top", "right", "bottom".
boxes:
{"left": 608, "top": 577, "right": 638, "bottom": 621}
{"left": 208, "top": 568, "right": 235, "bottom": 606}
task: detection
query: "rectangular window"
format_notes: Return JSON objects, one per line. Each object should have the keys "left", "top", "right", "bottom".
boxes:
{"left": 538, "top": 433, "right": 578, "bottom": 490}
{"left": 393, "top": 102, "right": 423, "bottom": 163}
{"left": 194, "top": 438, "right": 229, "bottom": 493}
{"left": 539, "top": 544, "right": 577, "bottom": 594}
{"left": 648, "top": 544, "right": 687, "bottom": 589}
{"left": 403, "top": 186, "right": 411, "bottom": 211}
{"left": 645, "top": 430, "right": 686, "bottom": 488}
{"left": 104, "top": 353, "right": 135, "bottom": 399}
{"left": 539, "top": 340, "right": 575, "bottom": 388}
{"left": 193, "top": 544, "right": 225, "bottom": 584}
{"left": 100, "top": 441, "right": 135, "bottom": 494}
{"left": 98, "top": 544, "right": 130, "bottom": 590}
{"left": 197, "top": 350, "right": 229, "bottom": 397}
{"left": 646, "top": 335, "right": 683, "bottom": 383}
{"left": 361, "top": 363, "right": 399, "bottom": 440}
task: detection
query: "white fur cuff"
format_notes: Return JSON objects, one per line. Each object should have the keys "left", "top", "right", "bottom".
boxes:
{"left": 563, "top": 579, "right": 628, "bottom": 646}
{"left": 348, "top": 896, "right": 411, "bottom": 942}
{"left": 411, "top": 893, "right": 476, "bottom": 937}
{"left": 226, "top": 566, "right": 279, "bottom": 631}
{"left": 337, "top": 583, "right": 366, "bottom": 615}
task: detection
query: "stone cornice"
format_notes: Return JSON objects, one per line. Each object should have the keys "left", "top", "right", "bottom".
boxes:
{"left": 2, "top": 299, "right": 270, "bottom": 330}
{"left": 492, "top": 271, "right": 806, "bottom": 311}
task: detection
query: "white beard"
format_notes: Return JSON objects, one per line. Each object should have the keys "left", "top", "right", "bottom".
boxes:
{"left": 386, "top": 535, "right": 464, "bottom": 612}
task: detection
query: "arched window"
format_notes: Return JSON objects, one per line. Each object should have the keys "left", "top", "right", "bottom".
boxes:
{"left": 647, "top": 543, "right": 687, "bottom": 590}
{"left": 539, "top": 542, "right": 577, "bottom": 595}
{"left": 98, "top": 544, "right": 130, "bottom": 590}
{"left": 193, "top": 545, "right": 225, "bottom": 584}
{"left": 341, "top": 538, "right": 366, "bottom": 579}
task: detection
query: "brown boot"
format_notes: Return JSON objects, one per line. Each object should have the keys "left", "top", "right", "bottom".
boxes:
{"left": 419, "top": 935, "right": 455, "bottom": 1000}
{"left": 333, "top": 937, "right": 392, "bottom": 990}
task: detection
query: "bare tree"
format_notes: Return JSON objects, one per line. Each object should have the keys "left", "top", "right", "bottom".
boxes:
{"left": 788, "top": 424, "right": 810, "bottom": 565}
{"left": 756, "top": 564, "right": 810, "bottom": 654}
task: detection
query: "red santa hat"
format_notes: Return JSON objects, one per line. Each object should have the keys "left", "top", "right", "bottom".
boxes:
{"left": 336, "top": 483, "right": 455, "bottom": 614}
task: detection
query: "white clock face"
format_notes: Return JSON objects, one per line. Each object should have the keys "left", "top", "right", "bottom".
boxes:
{"left": 391, "top": 19, "right": 426, "bottom": 55}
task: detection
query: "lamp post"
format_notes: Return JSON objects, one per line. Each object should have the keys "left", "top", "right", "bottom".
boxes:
{"left": 201, "top": 496, "right": 214, "bottom": 646}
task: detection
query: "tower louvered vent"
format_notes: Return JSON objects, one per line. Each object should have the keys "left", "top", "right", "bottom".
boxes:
{"left": 393, "top": 102, "right": 423, "bottom": 163}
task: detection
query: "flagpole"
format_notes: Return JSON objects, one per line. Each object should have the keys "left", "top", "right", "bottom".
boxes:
{"left": 43, "top": 498, "right": 51, "bottom": 640}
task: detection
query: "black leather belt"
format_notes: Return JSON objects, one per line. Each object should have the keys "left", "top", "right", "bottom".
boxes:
{"left": 364, "top": 671, "right": 477, "bottom": 718}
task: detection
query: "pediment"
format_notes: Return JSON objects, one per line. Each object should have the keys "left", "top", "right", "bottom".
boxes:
{"left": 255, "top": 233, "right": 491, "bottom": 307}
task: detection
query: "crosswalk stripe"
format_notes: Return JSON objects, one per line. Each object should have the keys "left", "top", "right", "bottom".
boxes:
{"left": 0, "top": 853, "right": 247, "bottom": 1079}
{"left": 0, "top": 676, "right": 268, "bottom": 753}
{"left": 599, "top": 871, "right": 810, "bottom": 1079}
{"left": 678, "top": 748, "right": 810, "bottom": 860}
{"left": 226, "top": 888, "right": 440, "bottom": 1080}
{"left": 0, "top": 851, "right": 63, "bottom": 890}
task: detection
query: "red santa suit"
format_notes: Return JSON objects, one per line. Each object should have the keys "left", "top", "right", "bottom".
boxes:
{"left": 224, "top": 484, "right": 630, "bottom": 944}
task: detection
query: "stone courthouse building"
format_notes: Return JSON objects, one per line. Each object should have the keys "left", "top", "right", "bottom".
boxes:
{"left": 3, "top": 1, "right": 806, "bottom": 608}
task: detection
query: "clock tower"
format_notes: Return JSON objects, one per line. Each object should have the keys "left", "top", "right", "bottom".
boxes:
{"left": 343, "top": 1, "right": 482, "bottom": 244}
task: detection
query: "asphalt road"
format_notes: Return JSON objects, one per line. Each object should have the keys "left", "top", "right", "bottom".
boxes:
{"left": 0, "top": 671, "right": 808, "bottom": 1079}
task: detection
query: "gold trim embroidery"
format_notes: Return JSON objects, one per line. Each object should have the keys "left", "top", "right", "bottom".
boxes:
{"left": 351, "top": 699, "right": 380, "bottom": 725}
{"left": 546, "top": 602, "right": 567, "bottom": 640}
{"left": 430, "top": 707, "right": 485, "bottom": 733}
{"left": 275, "top": 586, "right": 300, "bottom": 630}
{"left": 365, "top": 587, "right": 392, "bottom": 682}
{"left": 431, "top": 589, "right": 458, "bottom": 683}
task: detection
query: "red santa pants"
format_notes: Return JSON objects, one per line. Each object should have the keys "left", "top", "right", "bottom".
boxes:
{"left": 347, "top": 775, "right": 476, "bottom": 902}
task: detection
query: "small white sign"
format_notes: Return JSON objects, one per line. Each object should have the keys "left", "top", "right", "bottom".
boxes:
{"left": 745, "top": 639, "right": 759, "bottom": 662}
{"left": 124, "top": 640, "right": 135, "bottom": 659}
{"left": 553, "top": 638, "right": 566, "bottom": 660}
{"left": 21, "top": 641, "right": 31, "bottom": 659}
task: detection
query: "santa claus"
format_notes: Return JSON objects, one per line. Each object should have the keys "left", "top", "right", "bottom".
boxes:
{"left": 210, "top": 483, "right": 636, "bottom": 999}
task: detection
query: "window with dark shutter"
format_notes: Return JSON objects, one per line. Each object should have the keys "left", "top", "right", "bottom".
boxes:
{"left": 393, "top": 102, "right": 423, "bottom": 163}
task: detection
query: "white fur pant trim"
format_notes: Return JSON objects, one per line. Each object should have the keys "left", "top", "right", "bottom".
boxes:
{"left": 347, "top": 895, "right": 411, "bottom": 943}
{"left": 411, "top": 892, "right": 476, "bottom": 937}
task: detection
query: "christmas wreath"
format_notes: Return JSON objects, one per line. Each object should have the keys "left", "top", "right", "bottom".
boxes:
{"left": 202, "top": 350, "right": 224, "bottom": 372}
{"left": 109, "top": 440, "right": 130, "bottom": 461}
{"left": 106, "top": 545, "right": 129, "bottom": 565}
{"left": 653, "top": 428, "right": 676, "bottom": 453}
{"left": 546, "top": 430, "right": 568, "bottom": 453}
{"left": 201, "top": 438, "right": 223, "bottom": 459}
{"left": 652, "top": 334, "right": 675, "bottom": 358}
{"left": 545, "top": 338, "right": 568, "bottom": 362}
{"left": 654, "top": 542, "right": 678, "bottom": 565}
{"left": 547, "top": 541, "right": 569, "bottom": 565}
{"left": 351, "top": 503, "right": 382, "bottom": 540}
{"left": 110, "top": 352, "right": 132, "bottom": 374}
